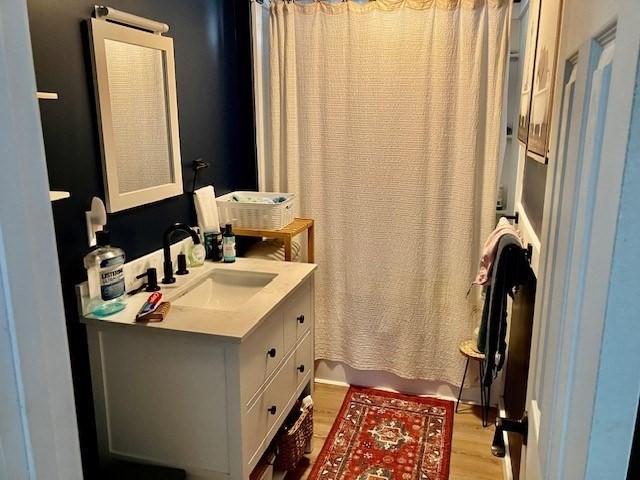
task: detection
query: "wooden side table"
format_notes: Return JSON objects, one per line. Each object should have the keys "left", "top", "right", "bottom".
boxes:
{"left": 456, "top": 339, "right": 490, "bottom": 427}
{"left": 234, "top": 218, "right": 315, "bottom": 263}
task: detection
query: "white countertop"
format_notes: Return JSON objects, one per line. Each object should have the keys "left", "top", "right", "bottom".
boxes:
{"left": 81, "top": 258, "right": 316, "bottom": 342}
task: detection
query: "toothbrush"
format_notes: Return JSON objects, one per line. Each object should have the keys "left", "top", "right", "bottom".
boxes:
{"left": 136, "top": 292, "right": 163, "bottom": 320}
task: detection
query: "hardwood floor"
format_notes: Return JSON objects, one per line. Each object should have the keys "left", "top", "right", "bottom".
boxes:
{"left": 287, "top": 382, "right": 503, "bottom": 480}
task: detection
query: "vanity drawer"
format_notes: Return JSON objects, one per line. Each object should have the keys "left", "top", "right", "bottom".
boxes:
{"left": 265, "top": 354, "right": 297, "bottom": 434}
{"left": 294, "top": 332, "right": 313, "bottom": 388}
{"left": 241, "top": 311, "right": 284, "bottom": 402}
{"left": 244, "top": 353, "right": 297, "bottom": 466}
{"left": 283, "top": 280, "right": 312, "bottom": 353}
{"left": 244, "top": 384, "right": 269, "bottom": 464}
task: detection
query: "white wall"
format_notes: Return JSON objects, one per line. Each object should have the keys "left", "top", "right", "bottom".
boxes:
{"left": 561, "top": 0, "right": 617, "bottom": 55}
{"left": 500, "top": 8, "right": 527, "bottom": 214}
{"left": 0, "top": 0, "right": 82, "bottom": 478}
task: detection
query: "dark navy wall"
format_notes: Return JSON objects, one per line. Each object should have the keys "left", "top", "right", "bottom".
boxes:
{"left": 27, "top": 0, "right": 256, "bottom": 475}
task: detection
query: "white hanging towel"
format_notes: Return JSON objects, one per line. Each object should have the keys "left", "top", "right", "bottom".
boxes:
{"left": 194, "top": 186, "right": 221, "bottom": 234}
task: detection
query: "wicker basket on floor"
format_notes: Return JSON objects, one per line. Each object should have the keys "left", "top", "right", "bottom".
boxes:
{"left": 274, "top": 405, "right": 313, "bottom": 471}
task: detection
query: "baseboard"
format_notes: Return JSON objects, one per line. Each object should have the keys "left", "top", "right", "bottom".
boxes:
{"left": 499, "top": 398, "right": 514, "bottom": 480}
{"left": 314, "top": 377, "right": 495, "bottom": 408}
{"left": 313, "top": 377, "right": 350, "bottom": 388}
{"left": 314, "top": 359, "right": 500, "bottom": 407}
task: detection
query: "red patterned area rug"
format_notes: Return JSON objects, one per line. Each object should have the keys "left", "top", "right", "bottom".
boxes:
{"left": 308, "top": 386, "right": 454, "bottom": 480}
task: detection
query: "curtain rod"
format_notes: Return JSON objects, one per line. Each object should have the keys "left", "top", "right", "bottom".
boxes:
{"left": 94, "top": 5, "right": 169, "bottom": 34}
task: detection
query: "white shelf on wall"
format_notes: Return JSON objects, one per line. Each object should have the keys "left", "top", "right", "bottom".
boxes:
{"left": 38, "top": 93, "right": 66, "bottom": 201}
{"left": 49, "top": 191, "right": 70, "bottom": 202}
{"left": 36, "top": 91, "right": 58, "bottom": 100}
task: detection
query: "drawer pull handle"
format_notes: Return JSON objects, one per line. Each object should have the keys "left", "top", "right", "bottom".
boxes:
{"left": 297, "top": 364, "right": 305, "bottom": 373}
{"left": 268, "top": 405, "right": 277, "bottom": 415}
{"left": 297, "top": 314, "right": 305, "bottom": 324}
{"left": 267, "top": 348, "right": 277, "bottom": 358}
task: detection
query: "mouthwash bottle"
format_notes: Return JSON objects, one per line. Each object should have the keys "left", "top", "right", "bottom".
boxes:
{"left": 84, "top": 230, "right": 126, "bottom": 316}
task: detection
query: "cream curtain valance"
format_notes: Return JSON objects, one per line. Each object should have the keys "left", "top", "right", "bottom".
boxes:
{"left": 278, "top": 0, "right": 509, "bottom": 15}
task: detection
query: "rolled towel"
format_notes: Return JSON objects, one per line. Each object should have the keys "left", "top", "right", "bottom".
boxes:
{"left": 231, "top": 194, "right": 271, "bottom": 204}
{"left": 194, "top": 186, "right": 220, "bottom": 234}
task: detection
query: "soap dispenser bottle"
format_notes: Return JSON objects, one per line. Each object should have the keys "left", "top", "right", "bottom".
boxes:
{"left": 83, "top": 230, "right": 126, "bottom": 316}
{"left": 222, "top": 223, "right": 236, "bottom": 263}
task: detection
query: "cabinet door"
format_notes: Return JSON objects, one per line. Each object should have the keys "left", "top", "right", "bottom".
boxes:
{"left": 244, "top": 387, "right": 270, "bottom": 466}
{"left": 244, "top": 353, "right": 298, "bottom": 468}
{"left": 294, "top": 332, "right": 313, "bottom": 389}
{"left": 241, "top": 311, "right": 284, "bottom": 403}
{"left": 283, "top": 281, "right": 311, "bottom": 353}
{"left": 264, "top": 354, "right": 297, "bottom": 434}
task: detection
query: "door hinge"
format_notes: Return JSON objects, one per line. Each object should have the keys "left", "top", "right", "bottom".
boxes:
{"left": 491, "top": 413, "right": 529, "bottom": 458}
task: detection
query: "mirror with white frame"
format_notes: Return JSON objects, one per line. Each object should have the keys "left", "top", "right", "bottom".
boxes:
{"left": 89, "top": 14, "right": 183, "bottom": 213}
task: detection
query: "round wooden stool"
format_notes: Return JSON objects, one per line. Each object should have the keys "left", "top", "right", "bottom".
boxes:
{"left": 456, "top": 339, "right": 490, "bottom": 427}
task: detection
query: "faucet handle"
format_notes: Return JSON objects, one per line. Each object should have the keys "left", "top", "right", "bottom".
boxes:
{"left": 144, "top": 268, "right": 160, "bottom": 292}
{"left": 131, "top": 268, "right": 160, "bottom": 294}
{"left": 162, "top": 259, "right": 176, "bottom": 284}
{"left": 176, "top": 254, "right": 189, "bottom": 276}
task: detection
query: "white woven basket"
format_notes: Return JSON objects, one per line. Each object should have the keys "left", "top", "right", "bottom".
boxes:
{"left": 216, "top": 191, "right": 295, "bottom": 230}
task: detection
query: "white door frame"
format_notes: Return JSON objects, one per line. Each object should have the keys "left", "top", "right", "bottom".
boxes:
{"left": 0, "top": 0, "right": 83, "bottom": 478}
{"left": 581, "top": 4, "right": 640, "bottom": 475}
{"left": 524, "top": 0, "right": 640, "bottom": 478}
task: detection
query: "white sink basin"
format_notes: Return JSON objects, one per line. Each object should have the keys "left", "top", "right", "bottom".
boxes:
{"left": 173, "top": 269, "right": 277, "bottom": 311}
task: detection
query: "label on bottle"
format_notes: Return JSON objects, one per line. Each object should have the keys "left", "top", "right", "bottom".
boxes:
{"left": 204, "top": 231, "right": 222, "bottom": 261}
{"left": 223, "top": 236, "right": 236, "bottom": 261}
{"left": 204, "top": 232, "right": 216, "bottom": 259}
{"left": 99, "top": 256, "right": 125, "bottom": 301}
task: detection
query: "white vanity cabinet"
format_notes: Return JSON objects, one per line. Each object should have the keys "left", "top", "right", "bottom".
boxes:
{"left": 86, "top": 275, "right": 314, "bottom": 480}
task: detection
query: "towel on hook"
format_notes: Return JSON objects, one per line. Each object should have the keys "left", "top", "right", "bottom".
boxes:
{"left": 478, "top": 235, "right": 535, "bottom": 387}
{"left": 473, "top": 217, "right": 523, "bottom": 286}
{"left": 194, "top": 186, "right": 220, "bottom": 234}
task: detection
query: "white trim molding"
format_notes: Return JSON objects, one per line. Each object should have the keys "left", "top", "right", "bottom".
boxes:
{"left": 0, "top": 0, "right": 82, "bottom": 478}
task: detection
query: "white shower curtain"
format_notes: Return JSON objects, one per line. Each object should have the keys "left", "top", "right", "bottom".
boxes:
{"left": 269, "top": 0, "right": 509, "bottom": 383}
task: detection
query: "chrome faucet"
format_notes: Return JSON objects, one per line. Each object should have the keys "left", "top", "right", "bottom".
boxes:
{"left": 162, "top": 223, "right": 201, "bottom": 284}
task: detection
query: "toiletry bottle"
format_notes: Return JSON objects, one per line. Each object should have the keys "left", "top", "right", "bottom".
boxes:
{"left": 222, "top": 223, "right": 236, "bottom": 263}
{"left": 83, "top": 230, "right": 126, "bottom": 316}
{"left": 203, "top": 229, "right": 222, "bottom": 261}
{"left": 189, "top": 239, "right": 206, "bottom": 267}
